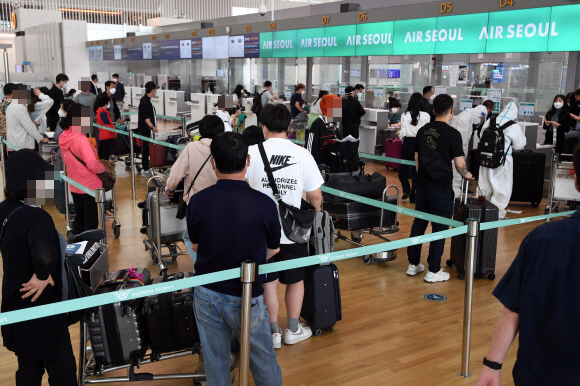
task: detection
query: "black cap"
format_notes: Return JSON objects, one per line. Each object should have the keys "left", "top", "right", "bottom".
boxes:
{"left": 145, "top": 81, "right": 158, "bottom": 93}
{"left": 345, "top": 86, "right": 355, "bottom": 94}
{"left": 6, "top": 149, "right": 55, "bottom": 191}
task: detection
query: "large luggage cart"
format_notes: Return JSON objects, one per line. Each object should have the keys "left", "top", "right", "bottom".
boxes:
{"left": 139, "top": 176, "right": 189, "bottom": 265}
{"left": 327, "top": 185, "right": 400, "bottom": 265}
{"left": 547, "top": 150, "right": 580, "bottom": 216}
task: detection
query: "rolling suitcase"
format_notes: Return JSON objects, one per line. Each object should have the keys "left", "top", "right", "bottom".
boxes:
{"left": 324, "top": 201, "right": 381, "bottom": 230}
{"left": 510, "top": 150, "right": 545, "bottom": 208}
{"left": 448, "top": 181, "right": 498, "bottom": 280}
{"left": 142, "top": 188, "right": 187, "bottom": 245}
{"left": 143, "top": 272, "right": 200, "bottom": 360}
{"left": 301, "top": 263, "right": 342, "bottom": 336}
{"left": 323, "top": 172, "right": 386, "bottom": 203}
{"left": 89, "top": 268, "right": 152, "bottom": 369}
{"left": 385, "top": 138, "right": 403, "bottom": 170}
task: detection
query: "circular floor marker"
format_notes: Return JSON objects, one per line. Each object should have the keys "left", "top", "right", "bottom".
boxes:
{"left": 424, "top": 293, "right": 447, "bottom": 302}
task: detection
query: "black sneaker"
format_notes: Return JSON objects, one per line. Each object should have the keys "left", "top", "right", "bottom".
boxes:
{"left": 402, "top": 193, "right": 410, "bottom": 200}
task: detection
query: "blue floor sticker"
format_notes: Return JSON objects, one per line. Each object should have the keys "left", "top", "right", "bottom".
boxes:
{"left": 424, "top": 293, "right": 447, "bottom": 302}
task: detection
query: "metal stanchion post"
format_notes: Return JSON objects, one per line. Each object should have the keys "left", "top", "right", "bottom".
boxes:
{"left": 95, "top": 187, "right": 107, "bottom": 245}
{"left": 129, "top": 128, "right": 136, "bottom": 201}
{"left": 460, "top": 219, "right": 479, "bottom": 378}
{"left": 239, "top": 261, "right": 256, "bottom": 386}
{"left": 154, "top": 180, "right": 165, "bottom": 269}
{"left": 181, "top": 115, "right": 186, "bottom": 138}
{"left": 63, "top": 165, "right": 72, "bottom": 237}
{"left": 0, "top": 136, "right": 6, "bottom": 187}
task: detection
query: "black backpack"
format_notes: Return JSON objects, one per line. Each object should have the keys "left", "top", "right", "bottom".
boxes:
{"left": 251, "top": 91, "right": 266, "bottom": 115}
{"left": 478, "top": 117, "right": 516, "bottom": 169}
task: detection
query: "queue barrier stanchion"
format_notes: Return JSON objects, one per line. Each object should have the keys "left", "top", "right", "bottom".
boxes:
{"left": 239, "top": 260, "right": 256, "bottom": 386}
{"left": 460, "top": 218, "right": 479, "bottom": 378}
{"left": 62, "top": 164, "right": 73, "bottom": 237}
{"left": 0, "top": 135, "right": 6, "bottom": 187}
{"left": 181, "top": 115, "right": 187, "bottom": 138}
{"left": 130, "top": 128, "right": 136, "bottom": 201}
{"left": 95, "top": 187, "right": 107, "bottom": 245}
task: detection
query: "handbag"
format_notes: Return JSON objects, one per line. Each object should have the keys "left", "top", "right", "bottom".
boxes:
{"left": 70, "top": 148, "right": 116, "bottom": 192}
{"left": 176, "top": 154, "right": 212, "bottom": 220}
{"left": 258, "top": 143, "right": 315, "bottom": 244}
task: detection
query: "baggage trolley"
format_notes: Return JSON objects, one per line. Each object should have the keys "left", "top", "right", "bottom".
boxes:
{"left": 331, "top": 185, "right": 400, "bottom": 265}
{"left": 139, "top": 176, "right": 189, "bottom": 265}
{"left": 547, "top": 150, "right": 580, "bottom": 218}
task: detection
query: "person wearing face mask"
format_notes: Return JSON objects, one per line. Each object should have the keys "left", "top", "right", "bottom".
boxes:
{"left": 342, "top": 85, "right": 367, "bottom": 141}
{"left": 6, "top": 84, "right": 49, "bottom": 152}
{"left": 104, "top": 80, "right": 122, "bottom": 125}
{"left": 27, "top": 87, "right": 54, "bottom": 134}
{"left": 59, "top": 103, "right": 112, "bottom": 234}
{"left": 111, "top": 74, "right": 125, "bottom": 110}
{"left": 291, "top": 83, "right": 307, "bottom": 118}
{"left": 53, "top": 99, "right": 75, "bottom": 170}
{"left": 94, "top": 93, "right": 117, "bottom": 161}
{"left": 354, "top": 84, "right": 365, "bottom": 100}
{"left": 138, "top": 81, "right": 159, "bottom": 178}
{"left": 388, "top": 101, "right": 402, "bottom": 127}
{"left": 478, "top": 102, "right": 527, "bottom": 221}
{"left": 46, "top": 73, "right": 69, "bottom": 131}
{"left": 421, "top": 86, "right": 436, "bottom": 122}
{"left": 542, "top": 95, "right": 571, "bottom": 153}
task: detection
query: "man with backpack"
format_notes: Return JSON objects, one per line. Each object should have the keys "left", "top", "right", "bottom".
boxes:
{"left": 252, "top": 81, "right": 275, "bottom": 123}
{"left": 478, "top": 102, "right": 526, "bottom": 220}
{"left": 407, "top": 94, "right": 472, "bottom": 283}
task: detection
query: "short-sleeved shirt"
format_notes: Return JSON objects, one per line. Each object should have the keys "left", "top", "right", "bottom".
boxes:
{"left": 260, "top": 89, "right": 273, "bottom": 107}
{"left": 492, "top": 211, "right": 580, "bottom": 385}
{"left": 138, "top": 94, "right": 156, "bottom": 133}
{"left": 414, "top": 121, "right": 464, "bottom": 191}
{"left": 187, "top": 180, "right": 281, "bottom": 297}
{"left": 290, "top": 92, "right": 303, "bottom": 118}
{"left": 246, "top": 138, "right": 324, "bottom": 244}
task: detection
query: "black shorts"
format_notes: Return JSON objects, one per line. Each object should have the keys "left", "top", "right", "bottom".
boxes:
{"left": 264, "top": 243, "right": 308, "bottom": 285}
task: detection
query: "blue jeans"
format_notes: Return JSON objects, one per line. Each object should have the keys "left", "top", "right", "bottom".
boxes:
{"left": 182, "top": 229, "right": 197, "bottom": 264}
{"left": 193, "top": 286, "right": 282, "bottom": 386}
{"left": 407, "top": 188, "right": 454, "bottom": 273}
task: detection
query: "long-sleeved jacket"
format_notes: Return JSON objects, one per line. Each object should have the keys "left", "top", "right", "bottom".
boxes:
{"left": 6, "top": 102, "right": 43, "bottom": 149}
{"left": 59, "top": 130, "right": 105, "bottom": 194}
{"left": 29, "top": 93, "right": 54, "bottom": 133}
{"left": 47, "top": 85, "right": 64, "bottom": 131}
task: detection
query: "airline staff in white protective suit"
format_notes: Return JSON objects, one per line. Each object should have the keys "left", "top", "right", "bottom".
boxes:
{"left": 449, "top": 100, "right": 495, "bottom": 198}
{"left": 478, "top": 102, "right": 527, "bottom": 220}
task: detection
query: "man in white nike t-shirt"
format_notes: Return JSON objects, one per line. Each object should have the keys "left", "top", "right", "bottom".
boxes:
{"left": 246, "top": 103, "right": 324, "bottom": 349}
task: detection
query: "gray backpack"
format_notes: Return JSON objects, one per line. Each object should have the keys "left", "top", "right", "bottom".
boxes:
{"left": 309, "top": 211, "right": 335, "bottom": 256}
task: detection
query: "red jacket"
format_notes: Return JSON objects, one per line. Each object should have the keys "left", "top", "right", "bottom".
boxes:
{"left": 95, "top": 107, "right": 116, "bottom": 140}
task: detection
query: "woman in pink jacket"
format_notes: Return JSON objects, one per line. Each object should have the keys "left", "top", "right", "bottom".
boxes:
{"left": 59, "top": 103, "right": 111, "bottom": 234}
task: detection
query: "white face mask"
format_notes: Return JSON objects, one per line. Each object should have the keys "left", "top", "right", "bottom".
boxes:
{"left": 430, "top": 94, "right": 436, "bottom": 101}
{"left": 106, "top": 103, "right": 111, "bottom": 109}
{"left": 110, "top": 88, "right": 116, "bottom": 94}
{"left": 391, "top": 108, "right": 398, "bottom": 114}
{"left": 58, "top": 109, "right": 66, "bottom": 118}
{"left": 554, "top": 102, "right": 564, "bottom": 109}
{"left": 357, "top": 92, "right": 362, "bottom": 98}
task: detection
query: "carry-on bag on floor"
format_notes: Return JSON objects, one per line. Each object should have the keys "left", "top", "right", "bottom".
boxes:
{"left": 510, "top": 150, "right": 545, "bottom": 208}
{"left": 309, "top": 211, "right": 335, "bottom": 255}
{"left": 448, "top": 181, "right": 498, "bottom": 280}
{"left": 324, "top": 200, "right": 381, "bottom": 230}
{"left": 385, "top": 138, "right": 403, "bottom": 170}
{"left": 89, "top": 268, "right": 152, "bottom": 369}
{"left": 323, "top": 172, "right": 386, "bottom": 203}
{"left": 149, "top": 143, "right": 168, "bottom": 167}
{"left": 143, "top": 272, "right": 200, "bottom": 360}
{"left": 301, "top": 263, "right": 342, "bottom": 336}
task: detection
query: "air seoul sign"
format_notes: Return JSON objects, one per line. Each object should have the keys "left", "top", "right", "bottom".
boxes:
{"left": 258, "top": 5, "right": 580, "bottom": 58}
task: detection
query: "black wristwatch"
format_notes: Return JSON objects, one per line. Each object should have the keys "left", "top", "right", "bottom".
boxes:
{"left": 483, "top": 357, "right": 502, "bottom": 370}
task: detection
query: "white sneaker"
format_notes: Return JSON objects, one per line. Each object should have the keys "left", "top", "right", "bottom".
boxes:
{"left": 284, "top": 323, "right": 312, "bottom": 345}
{"left": 272, "top": 332, "right": 282, "bottom": 349}
{"left": 406, "top": 263, "right": 425, "bottom": 276}
{"left": 424, "top": 269, "right": 451, "bottom": 283}
{"left": 141, "top": 170, "right": 152, "bottom": 178}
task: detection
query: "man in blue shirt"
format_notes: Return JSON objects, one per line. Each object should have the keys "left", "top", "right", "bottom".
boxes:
{"left": 112, "top": 74, "right": 126, "bottom": 110}
{"left": 187, "top": 132, "right": 283, "bottom": 386}
{"left": 475, "top": 145, "right": 580, "bottom": 386}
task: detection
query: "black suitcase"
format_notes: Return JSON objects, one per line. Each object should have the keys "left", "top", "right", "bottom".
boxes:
{"left": 448, "top": 183, "right": 498, "bottom": 280}
{"left": 510, "top": 150, "right": 545, "bottom": 208}
{"left": 324, "top": 201, "right": 381, "bottom": 230}
{"left": 301, "top": 263, "right": 342, "bottom": 336}
{"left": 143, "top": 272, "right": 200, "bottom": 360}
{"left": 323, "top": 172, "right": 386, "bottom": 203}
{"left": 89, "top": 268, "right": 152, "bottom": 370}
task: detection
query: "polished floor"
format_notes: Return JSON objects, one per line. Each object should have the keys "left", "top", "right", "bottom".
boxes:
{"left": 0, "top": 139, "right": 553, "bottom": 385}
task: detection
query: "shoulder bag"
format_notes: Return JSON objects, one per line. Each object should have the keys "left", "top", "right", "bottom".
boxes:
{"left": 70, "top": 148, "right": 116, "bottom": 192}
{"left": 176, "top": 154, "right": 212, "bottom": 220}
{"left": 258, "top": 143, "right": 315, "bottom": 244}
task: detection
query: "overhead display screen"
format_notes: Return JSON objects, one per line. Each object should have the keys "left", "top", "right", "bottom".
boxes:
{"left": 90, "top": 5, "right": 580, "bottom": 61}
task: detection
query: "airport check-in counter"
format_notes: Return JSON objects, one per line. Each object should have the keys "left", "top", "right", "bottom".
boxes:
{"left": 151, "top": 90, "right": 165, "bottom": 117}
{"left": 206, "top": 94, "right": 219, "bottom": 115}
{"left": 186, "top": 93, "right": 207, "bottom": 123}
{"left": 519, "top": 122, "right": 541, "bottom": 152}
{"left": 360, "top": 108, "right": 389, "bottom": 155}
{"left": 164, "top": 91, "right": 188, "bottom": 118}
{"left": 132, "top": 88, "right": 145, "bottom": 110}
